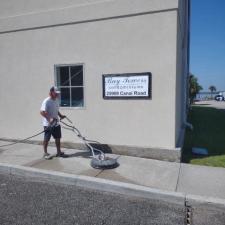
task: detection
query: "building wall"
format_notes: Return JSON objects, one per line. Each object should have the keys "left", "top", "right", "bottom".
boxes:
{"left": 175, "top": 0, "right": 189, "bottom": 147}
{"left": 0, "top": 0, "right": 188, "bottom": 154}
{"left": 0, "top": 0, "right": 178, "bottom": 21}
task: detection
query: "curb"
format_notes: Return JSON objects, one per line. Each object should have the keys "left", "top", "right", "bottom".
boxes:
{"left": 0, "top": 163, "right": 184, "bottom": 205}
{"left": 186, "top": 194, "right": 225, "bottom": 210}
{"left": 1, "top": 163, "right": 225, "bottom": 210}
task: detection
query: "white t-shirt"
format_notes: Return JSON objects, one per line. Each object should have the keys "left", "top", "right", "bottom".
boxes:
{"left": 40, "top": 97, "right": 60, "bottom": 126}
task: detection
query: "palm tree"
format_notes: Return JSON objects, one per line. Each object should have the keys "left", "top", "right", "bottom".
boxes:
{"left": 209, "top": 85, "right": 217, "bottom": 99}
{"left": 189, "top": 74, "right": 203, "bottom": 104}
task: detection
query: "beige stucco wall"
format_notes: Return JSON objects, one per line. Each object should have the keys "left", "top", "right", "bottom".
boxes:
{"left": 0, "top": 0, "right": 188, "bottom": 152}
{"left": 0, "top": 0, "right": 179, "bottom": 33}
{"left": 0, "top": 0, "right": 179, "bottom": 19}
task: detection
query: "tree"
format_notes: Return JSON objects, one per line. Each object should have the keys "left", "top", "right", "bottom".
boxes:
{"left": 189, "top": 73, "right": 203, "bottom": 104}
{"left": 209, "top": 85, "right": 217, "bottom": 99}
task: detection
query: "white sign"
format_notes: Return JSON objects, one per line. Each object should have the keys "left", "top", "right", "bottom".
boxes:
{"left": 103, "top": 73, "right": 151, "bottom": 99}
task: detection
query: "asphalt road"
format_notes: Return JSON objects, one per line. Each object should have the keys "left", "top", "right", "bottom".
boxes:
{"left": 195, "top": 100, "right": 225, "bottom": 109}
{"left": 0, "top": 174, "right": 185, "bottom": 225}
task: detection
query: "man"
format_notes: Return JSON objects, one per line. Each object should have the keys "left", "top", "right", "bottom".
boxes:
{"left": 40, "top": 86, "right": 66, "bottom": 159}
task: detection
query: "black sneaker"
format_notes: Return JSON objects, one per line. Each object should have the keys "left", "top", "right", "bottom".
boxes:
{"left": 56, "top": 152, "right": 69, "bottom": 158}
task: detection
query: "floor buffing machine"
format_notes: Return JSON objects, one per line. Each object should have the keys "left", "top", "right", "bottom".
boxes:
{"left": 60, "top": 117, "right": 119, "bottom": 169}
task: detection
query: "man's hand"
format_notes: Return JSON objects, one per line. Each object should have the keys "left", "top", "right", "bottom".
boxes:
{"left": 49, "top": 118, "right": 55, "bottom": 124}
{"left": 58, "top": 111, "right": 66, "bottom": 120}
{"left": 59, "top": 114, "right": 66, "bottom": 120}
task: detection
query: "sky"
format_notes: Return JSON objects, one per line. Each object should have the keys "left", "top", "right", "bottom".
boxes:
{"left": 190, "top": 0, "right": 225, "bottom": 92}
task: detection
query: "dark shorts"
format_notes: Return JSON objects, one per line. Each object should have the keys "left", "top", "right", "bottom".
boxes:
{"left": 44, "top": 125, "right": 61, "bottom": 141}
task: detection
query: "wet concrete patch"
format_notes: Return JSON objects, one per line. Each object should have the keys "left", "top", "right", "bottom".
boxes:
{"left": 96, "top": 170, "right": 139, "bottom": 185}
{"left": 31, "top": 157, "right": 101, "bottom": 177}
{"left": 97, "top": 156, "right": 180, "bottom": 191}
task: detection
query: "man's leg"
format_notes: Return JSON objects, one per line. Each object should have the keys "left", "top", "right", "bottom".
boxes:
{"left": 43, "top": 140, "right": 49, "bottom": 154}
{"left": 43, "top": 126, "right": 51, "bottom": 155}
{"left": 53, "top": 125, "right": 63, "bottom": 155}
{"left": 55, "top": 138, "right": 62, "bottom": 154}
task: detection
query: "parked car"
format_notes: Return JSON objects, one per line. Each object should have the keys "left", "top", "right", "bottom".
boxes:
{"left": 214, "top": 95, "right": 225, "bottom": 101}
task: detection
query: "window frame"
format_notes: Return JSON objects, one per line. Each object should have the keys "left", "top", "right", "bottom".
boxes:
{"left": 54, "top": 63, "right": 85, "bottom": 109}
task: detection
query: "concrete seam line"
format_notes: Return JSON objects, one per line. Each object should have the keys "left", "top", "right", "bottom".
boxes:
{"left": 0, "top": 8, "right": 178, "bottom": 34}
{"left": 0, "top": 0, "right": 115, "bottom": 20}
{"left": 94, "top": 168, "right": 104, "bottom": 177}
{"left": 175, "top": 162, "right": 182, "bottom": 192}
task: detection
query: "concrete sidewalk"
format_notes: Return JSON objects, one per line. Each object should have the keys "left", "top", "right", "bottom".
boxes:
{"left": 0, "top": 140, "right": 225, "bottom": 200}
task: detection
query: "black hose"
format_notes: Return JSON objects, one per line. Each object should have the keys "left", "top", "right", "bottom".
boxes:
{"left": 0, "top": 130, "right": 45, "bottom": 148}
{"left": 0, "top": 116, "right": 119, "bottom": 169}
{"left": 0, "top": 120, "right": 60, "bottom": 149}
{"left": 60, "top": 121, "right": 101, "bottom": 144}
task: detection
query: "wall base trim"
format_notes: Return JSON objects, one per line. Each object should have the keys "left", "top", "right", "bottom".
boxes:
{"left": 0, "top": 138, "right": 181, "bottom": 162}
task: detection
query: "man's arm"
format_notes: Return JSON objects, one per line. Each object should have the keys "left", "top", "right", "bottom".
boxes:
{"left": 40, "top": 110, "right": 52, "bottom": 123}
{"left": 40, "top": 100, "right": 52, "bottom": 123}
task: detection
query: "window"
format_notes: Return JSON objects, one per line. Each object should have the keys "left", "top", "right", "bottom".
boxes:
{"left": 55, "top": 64, "right": 84, "bottom": 107}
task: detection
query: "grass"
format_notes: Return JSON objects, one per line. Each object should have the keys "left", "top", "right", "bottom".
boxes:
{"left": 182, "top": 105, "right": 225, "bottom": 168}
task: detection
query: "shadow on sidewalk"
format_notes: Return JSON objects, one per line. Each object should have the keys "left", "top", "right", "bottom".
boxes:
{"left": 65, "top": 144, "right": 113, "bottom": 159}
